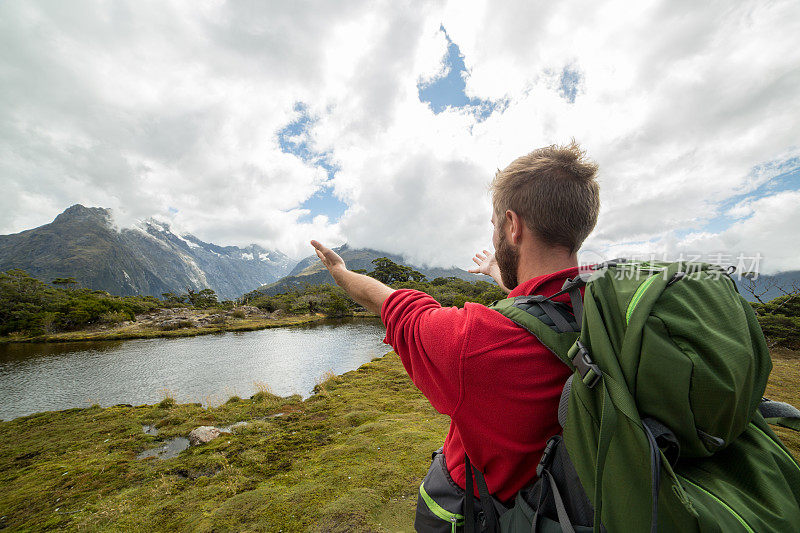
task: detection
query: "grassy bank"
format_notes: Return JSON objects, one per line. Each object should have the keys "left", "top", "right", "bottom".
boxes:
{"left": 0, "top": 314, "right": 338, "bottom": 344}
{"left": 0, "top": 350, "right": 798, "bottom": 531}
{"left": 0, "top": 352, "right": 448, "bottom": 531}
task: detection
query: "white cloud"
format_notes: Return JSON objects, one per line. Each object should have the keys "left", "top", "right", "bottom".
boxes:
{"left": 1, "top": 0, "right": 799, "bottom": 272}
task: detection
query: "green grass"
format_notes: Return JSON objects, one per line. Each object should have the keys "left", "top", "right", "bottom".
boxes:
{"left": 764, "top": 348, "right": 800, "bottom": 456}
{"left": 0, "top": 352, "right": 449, "bottom": 531}
{"left": 1, "top": 350, "right": 798, "bottom": 531}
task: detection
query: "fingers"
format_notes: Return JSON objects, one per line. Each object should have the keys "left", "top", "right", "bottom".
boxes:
{"left": 310, "top": 240, "right": 329, "bottom": 254}
{"left": 472, "top": 256, "right": 482, "bottom": 266}
{"left": 467, "top": 267, "right": 479, "bottom": 273}
{"left": 311, "top": 241, "right": 332, "bottom": 267}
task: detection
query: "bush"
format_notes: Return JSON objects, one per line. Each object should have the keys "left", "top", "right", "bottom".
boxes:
{"left": 99, "top": 311, "right": 128, "bottom": 325}
{"left": 157, "top": 397, "right": 176, "bottom": 409}
{"left": 0, "top": 269, "right": 166, "bottom": 336}
{"left": 753, "top": 294, "right": 800, "bottom": 349}
{"left": 231, "top": 309, "right": 247, "bottom": 319}
{"left": 205, "top": 314, "right": 226, "bottom": 325}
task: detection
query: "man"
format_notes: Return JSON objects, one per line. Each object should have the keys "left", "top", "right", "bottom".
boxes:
{"left": 311, "top": 141, "right": 600, "bottom": 525}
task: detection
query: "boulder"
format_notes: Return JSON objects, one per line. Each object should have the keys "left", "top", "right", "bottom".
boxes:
{"left": 188, "top": 426, "right": 221, "bottom": 446}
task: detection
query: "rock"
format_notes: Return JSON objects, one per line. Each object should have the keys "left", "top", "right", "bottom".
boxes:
{"left": 188, "top": 426, "right": 221, "bottom": 446}
{"left": 199, "top": 314, "right": 226, "bottom": 325}
{"left": 219, "top": 421, "right": 248, "bottom": 433}
{"left": 239, "top": 306, "right": 260, "bottom": 315}
{"left": 158, "top": 318, "right": 196, "bottom": 329}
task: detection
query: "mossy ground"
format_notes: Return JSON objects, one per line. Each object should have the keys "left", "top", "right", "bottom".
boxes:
{"left": 1, "top": 350, "right": 798, "bottom": 532}
{"left": 0, "top": 352, "right": 448, "bottom": 531}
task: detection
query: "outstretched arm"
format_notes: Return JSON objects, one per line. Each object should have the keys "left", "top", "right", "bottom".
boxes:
{"left": 310, "top": 240, "right": 395, "bottom": 314}
{"left": 468, "top": 249, "right": 511, "bottom": 294}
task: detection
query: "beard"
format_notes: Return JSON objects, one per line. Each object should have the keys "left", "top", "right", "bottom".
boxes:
{"left": 495, "top": 228, "right": 520, "bottom": 290}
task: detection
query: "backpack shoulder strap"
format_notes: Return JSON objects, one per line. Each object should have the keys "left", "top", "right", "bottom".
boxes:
{"left": 489, "top": 295, "right": 580, "bottom": 364}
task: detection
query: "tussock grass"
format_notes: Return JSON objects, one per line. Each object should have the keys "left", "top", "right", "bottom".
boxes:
{"left": 0, "top": 350, "right": 797, "bottom": 531}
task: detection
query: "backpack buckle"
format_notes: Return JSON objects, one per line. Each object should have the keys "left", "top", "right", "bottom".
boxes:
{"left": 536, "top": 436, "right": 559, "bottom": 476}
{"left": 572, "top": 341, "right": 602, "bottom": 388}
{"left": 590, "top": 258, "right": 627, "bottom": 270}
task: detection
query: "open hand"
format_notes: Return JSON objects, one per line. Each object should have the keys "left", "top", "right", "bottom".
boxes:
{"left": 310, "top": 240, "right": 346, "bottom": 273}
{"left": 468, "top": 249, "right": 499, "bottom": 277}
{"left": 469, "top": 249, "right": 510, "bottom": 293}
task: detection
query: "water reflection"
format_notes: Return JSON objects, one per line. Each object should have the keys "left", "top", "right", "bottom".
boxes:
{"left": 0, "top": 318, "right": 388, "bottom": 421}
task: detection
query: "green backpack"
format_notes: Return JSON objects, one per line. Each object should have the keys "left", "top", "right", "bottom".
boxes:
{"left": 462, "top": 260, "right": 800, "bottom": 533}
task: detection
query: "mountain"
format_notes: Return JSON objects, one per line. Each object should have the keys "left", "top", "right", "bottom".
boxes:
{"left": 0, "top": 205, "right": 296, "bottom": 300}
{"left": 733, "top": 270, "right": 800, "bottom": 303}
{"left": 253, "top": 244, "right": 485, "bottom": 296}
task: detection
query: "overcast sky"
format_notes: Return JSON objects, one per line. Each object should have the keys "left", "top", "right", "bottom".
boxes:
{"left": 2, "top": 1, "right": 798, "bottom": 273}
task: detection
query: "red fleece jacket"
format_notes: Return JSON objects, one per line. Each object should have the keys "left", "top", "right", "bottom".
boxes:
{"left": 380, "top": 267, "right": 579, "bottom": 502}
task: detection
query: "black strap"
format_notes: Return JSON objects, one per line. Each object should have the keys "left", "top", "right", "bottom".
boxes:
{"left": 641, "top": 422, "right": 662, "bottom": 533}
{"left": 473, "top": 465, "right": 499, "bottom": 533}
{"left": 543, "top": 276, "right": 587, "bottom": 329}
{"left": 567, "top": 286, "right": 584, "bottom": 327}
{"left": 464, "top": 453, "right": 499, "bottom": 533}
{"left": 545, "top": 469, "right": 578, "bottom": 533}
{"left": 465, "top": 454, "right": 476, "bottom": 533}
{"left": 642, "top": 418, "right": 680, "bottom": 467}
{"left": 539, "top": 300, "right": 576, "bottom": 333}
{"left": 545, "top": 274, "right": 590, "bottom": 301}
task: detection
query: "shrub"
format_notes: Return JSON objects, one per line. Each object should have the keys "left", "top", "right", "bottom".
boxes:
{"left": 100, "top": 311, "right": 128, "bottom": 325}
{"left": 206, "top": 314, "right": 227, "bottom": 324}
{"left": 231, "top": 309, "right": 246, "bottom": 319}
{"left": 157, "top": 397, "right": 176, "bottom": 409}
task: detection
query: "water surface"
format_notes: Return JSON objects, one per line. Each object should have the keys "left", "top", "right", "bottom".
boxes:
{"left": 0, "top": 318, "right": 388, "bottom": 421}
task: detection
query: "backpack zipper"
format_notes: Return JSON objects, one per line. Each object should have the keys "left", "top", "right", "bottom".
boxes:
{"left": 625, "top": 273, "right": 659, "bottom": 324}
{"left": 677, "top": 475, "right": 754, "bottom": 533}
{"left": 419, "top": 483, "right": 464, "bottom": 532}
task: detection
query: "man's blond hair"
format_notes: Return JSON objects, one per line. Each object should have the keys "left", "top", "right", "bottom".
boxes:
{"left": 490, "top": 141, "right": 600, "bottom": 253}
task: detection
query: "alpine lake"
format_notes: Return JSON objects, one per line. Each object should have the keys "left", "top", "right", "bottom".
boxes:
{"left": 0, "top": 318, "right": 388, "bottom": 421}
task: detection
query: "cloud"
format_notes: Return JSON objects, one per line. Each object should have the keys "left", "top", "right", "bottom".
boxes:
{"left": 1, "top": 0, "right": 798, "bottom": 271}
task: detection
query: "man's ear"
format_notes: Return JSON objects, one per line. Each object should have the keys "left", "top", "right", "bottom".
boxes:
{"left": 505, "top": 210, "right": 523, "bottom": 245}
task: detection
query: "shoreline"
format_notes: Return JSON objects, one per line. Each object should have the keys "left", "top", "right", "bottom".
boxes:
{"left": 0, "top": 312, "right": 382, "bottom": 345}
{"left": 1, "top": 351, "right": 797, "bottom": 531}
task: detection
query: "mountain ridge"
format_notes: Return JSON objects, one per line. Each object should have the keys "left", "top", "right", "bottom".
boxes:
{"left": 253, "top": 244, "right": 486, "bottom": 296}
{"left": 0, "top": 205, "right": 296, "bottom": 300}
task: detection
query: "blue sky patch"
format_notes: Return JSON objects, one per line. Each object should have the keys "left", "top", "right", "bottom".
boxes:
{"left": 299, "top": 186, "right": 348, "bottom": 222}
{"left": 675, "top": 159, "right": 800, "bottom": 238}
{"left": 277, "top": 102, "right": 347, "bottom": 222}
{"left": 559, "top": 66, "right": 583, "bottom": 103}
{"left": 418, "top": 27, "right": 507, "bottom": 121}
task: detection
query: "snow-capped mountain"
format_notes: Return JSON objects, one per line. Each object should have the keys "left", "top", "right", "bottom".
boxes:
{"left": 0, "top": 205, "right": 296, "bottom": 300}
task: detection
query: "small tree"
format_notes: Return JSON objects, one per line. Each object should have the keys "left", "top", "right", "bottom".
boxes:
{"left": 741, "top": 272, "right": 799, "bottom": 313}
{"left": 52, "top": 277, "right": 79, "bottom": 290}
{"left": 161, "top": 292, "right": 186, "bottom": 305}
{"left": 185, "top": 288, "right": 218, "bottom": 309}
{"left": 367, "top": 257, "right": 427, "bottom": 284}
